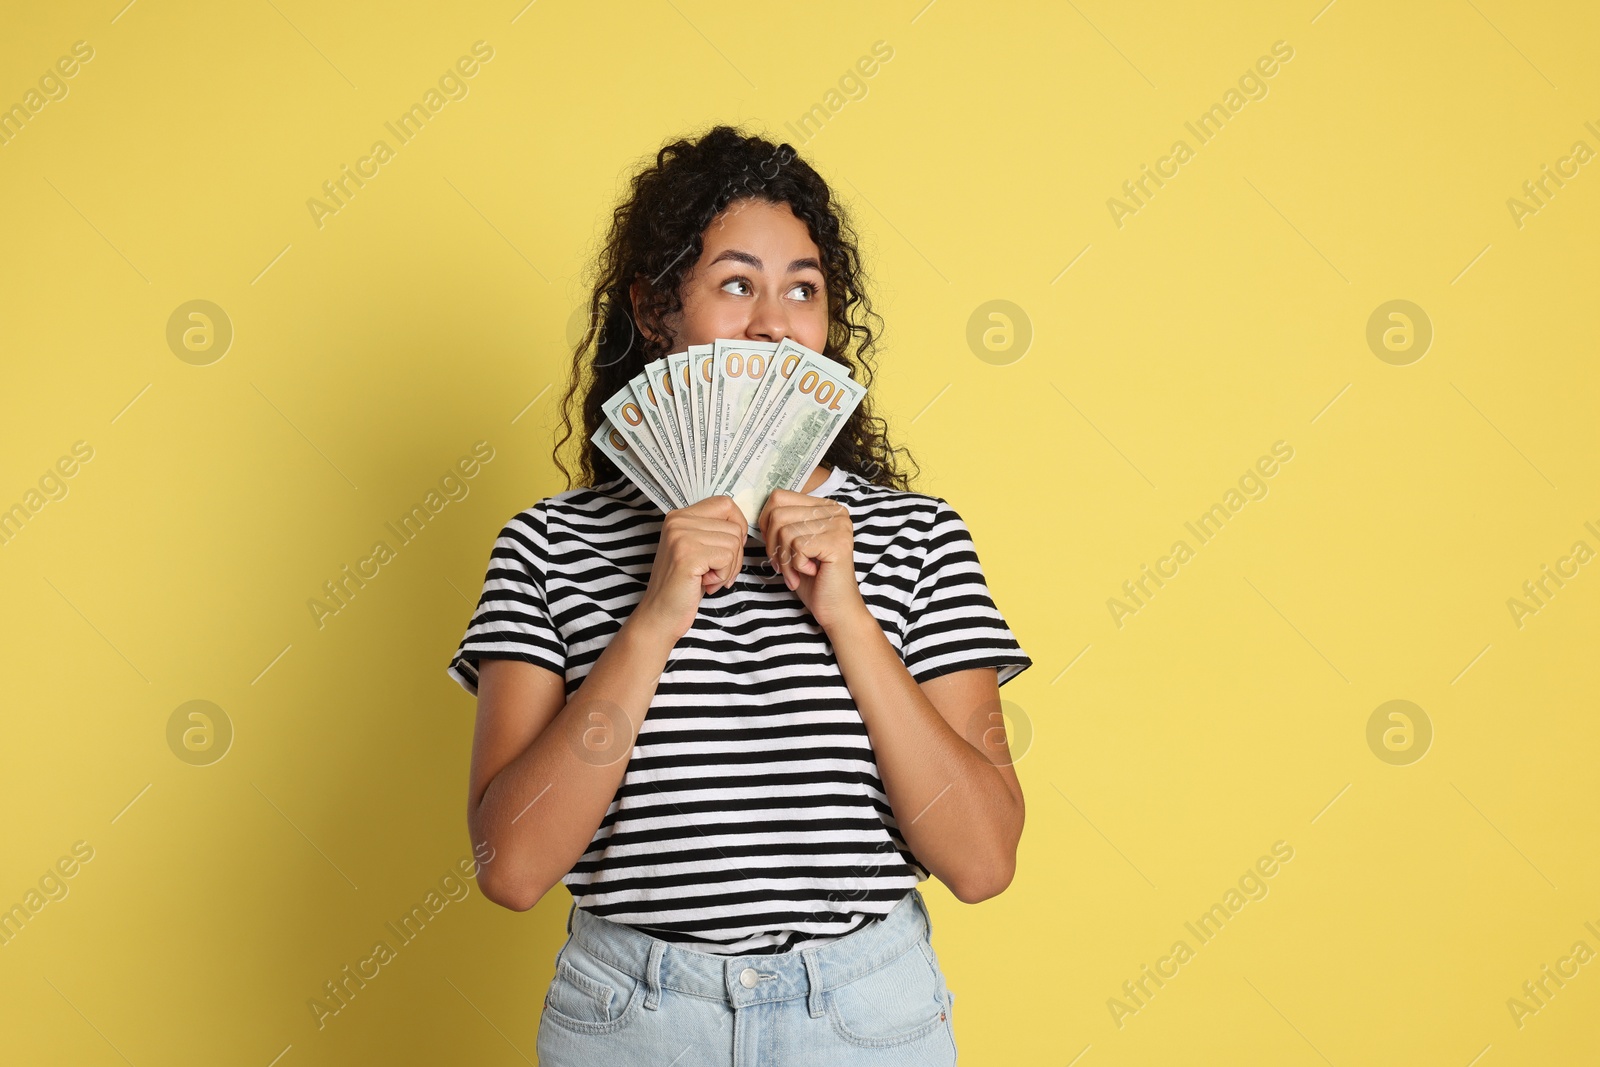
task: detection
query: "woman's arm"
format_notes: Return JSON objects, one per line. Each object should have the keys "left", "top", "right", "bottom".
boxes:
{"left": 758, "top": 488, "right": 1025, "bottom": 904}
{"left": 467, "top": 622, "right": 675, "bottom": 911}
{"left": 826, "top": 623, "right": 1024, "bottom": 904}
{"left": 466, "top": 495, "right": 748, "bottom": 911}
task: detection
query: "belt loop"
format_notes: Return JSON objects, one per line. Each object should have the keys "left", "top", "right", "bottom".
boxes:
{"left": 802, "top": 949, "right": 825, "bottom": 1019}
{"left": 643, "top": 940, "right": 666, "bottom": 1011}
{"left": 566, "top": 901, "right": 575, "bottom": 936}
{"left": 911, "top": 888, "right": 932, "bottom": 937}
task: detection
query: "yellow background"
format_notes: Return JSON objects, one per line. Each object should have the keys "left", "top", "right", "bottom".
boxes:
{"left": 3, "top": 1, "right": 1597, "bottom": 1063}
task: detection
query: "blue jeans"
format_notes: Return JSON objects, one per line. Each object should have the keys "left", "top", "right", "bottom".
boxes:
{"left": 536, "top": 889, "right": 959, "bottom": 1066}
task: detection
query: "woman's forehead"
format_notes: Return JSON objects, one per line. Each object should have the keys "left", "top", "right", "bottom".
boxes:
{"left": 699, "top": 199, "right": 818, "bottom": 261}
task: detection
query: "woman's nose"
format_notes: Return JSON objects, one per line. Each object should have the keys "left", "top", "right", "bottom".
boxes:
{"left": 743, "top": 289, "right": 789, "bottom": 342}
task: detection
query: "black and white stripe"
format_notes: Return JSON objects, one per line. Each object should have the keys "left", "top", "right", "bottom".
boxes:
{"left": 446, "top": 466, "right": 1031, "bottom": 954}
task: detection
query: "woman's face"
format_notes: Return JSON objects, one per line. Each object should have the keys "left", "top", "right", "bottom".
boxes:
{"left": 650, "top": 198, "right": 830, "bottom": 353}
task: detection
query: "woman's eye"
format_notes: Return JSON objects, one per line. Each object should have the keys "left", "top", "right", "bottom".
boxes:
{"left": 721, "top": 278, "right": 752, "bottom": 296}
{"left": 787, "top": 282, "right": 817, "bottom": 300}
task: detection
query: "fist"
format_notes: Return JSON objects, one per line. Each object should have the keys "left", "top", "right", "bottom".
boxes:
{"left": 757, "top": 489, "right": 864, "bottom": 632}
{"left": 634, "top": 494, "right": 749, "bottom": 641}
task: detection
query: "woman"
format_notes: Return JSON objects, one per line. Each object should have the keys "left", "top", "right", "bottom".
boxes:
{"left": 446, "top": 126, "right": 1031, "bottom": 1065}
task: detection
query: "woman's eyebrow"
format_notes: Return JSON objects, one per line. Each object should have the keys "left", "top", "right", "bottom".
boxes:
{"left": 708, "top": 249, "right": 823, "bottom": 273}
{"left": 708, "top": 249, "right": 762, "bottom": 269}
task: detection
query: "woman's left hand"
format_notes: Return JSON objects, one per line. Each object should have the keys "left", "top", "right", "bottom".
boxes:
{"left": 757, "top": 488, "right": 866, "bottom": 632}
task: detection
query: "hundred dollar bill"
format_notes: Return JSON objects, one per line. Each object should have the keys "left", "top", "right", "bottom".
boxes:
{"left": 651, "top": 354, "right": 695, "bottom": 501}
{"left": 708, "top": 339, "right": 778, "bottom": 491}
{"left": 722, "top": 339, "right": 807, "bottom": 481}
{"left": 601, "top": 381, "right": 686, "bottom": 509}
{"left": 591, "top": 420, "right": 677, "bottom": 514}
{"left": 716, "top": 346, "right": 865, "bottom": 533}
{"left": 666, "top": 351, "right": 698, "bottom": 500}
{"left": 688, "top": 343, "right": 714, "bottom": 500}
{"left": 716, "top": 338, "right": 851, "bottom": 498}
{"left": 628, "top": 366, "right": 689, "bottom": 496}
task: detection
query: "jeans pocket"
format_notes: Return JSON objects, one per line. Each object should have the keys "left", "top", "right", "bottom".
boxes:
{"left": 542, "top": 940, "right": 644, "bottom": 1035}
{"left": 825, "top": 938, "right": 950, "bottom": 1049}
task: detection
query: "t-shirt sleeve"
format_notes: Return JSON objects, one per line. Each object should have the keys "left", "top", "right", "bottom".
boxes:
{"left": 900, "top": 498, "right": 1032, "bottom": 687}
{"left": 445, "top": 504, "right": 565, "bottom": 697}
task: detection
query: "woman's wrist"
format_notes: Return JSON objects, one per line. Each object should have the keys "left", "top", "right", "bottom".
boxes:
{"left": 620, "top": 601, "right": 686, "bottom": 658}
{"left": 820, "top": 599, "right": 880, "bottom": 643}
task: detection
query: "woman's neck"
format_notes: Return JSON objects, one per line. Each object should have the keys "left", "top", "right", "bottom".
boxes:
{"left": 800, "top": 465, "right": 832, "bottom": 494}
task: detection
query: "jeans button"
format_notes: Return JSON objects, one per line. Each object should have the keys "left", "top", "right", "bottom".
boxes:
{"left": 739, "top": 967, "right": 759, "bottom": 989}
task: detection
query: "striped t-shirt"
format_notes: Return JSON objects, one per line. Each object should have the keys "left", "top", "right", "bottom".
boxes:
{"left": 446, "top": 464, "right": 1031, "bottom": 954}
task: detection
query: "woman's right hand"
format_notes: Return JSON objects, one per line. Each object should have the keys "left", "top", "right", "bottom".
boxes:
{"left": 631, "top": 495, "right": 749, "bottom": 642}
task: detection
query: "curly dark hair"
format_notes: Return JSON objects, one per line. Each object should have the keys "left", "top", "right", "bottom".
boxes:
{"left": 552, "top": 124, "right": 919, "bottom": 495}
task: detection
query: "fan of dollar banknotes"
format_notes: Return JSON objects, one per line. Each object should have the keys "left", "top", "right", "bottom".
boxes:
{"left": 591, "top": 338, "right": 865, "bottom": 533}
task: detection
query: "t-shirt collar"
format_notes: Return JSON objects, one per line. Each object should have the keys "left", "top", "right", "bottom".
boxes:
{"left": 806, "top": 465, "right": 850, "bottom": 499}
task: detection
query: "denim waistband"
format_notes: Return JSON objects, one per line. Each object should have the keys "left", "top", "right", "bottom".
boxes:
{"left": 564, "top": 890, "right": 934, "bottom": 1017}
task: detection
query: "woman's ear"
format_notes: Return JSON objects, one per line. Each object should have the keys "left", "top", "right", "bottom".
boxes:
{"left": 629, "top": 279, "right": 660, "bottom": 343}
